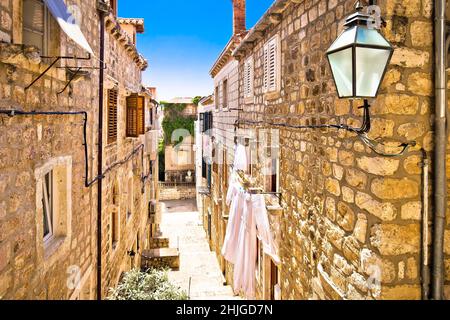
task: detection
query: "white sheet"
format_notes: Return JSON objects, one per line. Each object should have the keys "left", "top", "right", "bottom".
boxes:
{"left": 44, "top": 0, "right": 94, "bottom": 55}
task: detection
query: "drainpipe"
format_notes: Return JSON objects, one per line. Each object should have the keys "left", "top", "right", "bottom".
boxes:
{"left": 421, "top": 149, "right": 430, "bottom": 299}
{"left": 433, "top": 0, "right": 447, "bottom": 301}
{"left": 97, "top": 2, "right": 107, "bottom": 301}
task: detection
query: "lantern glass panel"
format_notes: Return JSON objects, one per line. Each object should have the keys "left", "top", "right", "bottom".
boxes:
{"left": 355, "top": 47, "right": 391, "bottom": 97}
{"left": 328, "top": 26, "right": 357, "bottom": 52}
{"left": 328, "top": 48, "right": 353, "bottom": 97}
{"left": 356, "top": 27, "right": 391, "bottom": 47}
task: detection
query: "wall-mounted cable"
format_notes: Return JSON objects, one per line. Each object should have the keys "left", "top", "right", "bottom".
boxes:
{"left": 0, "top": 109, "right": 150, "bottom": 190}
{"left": 233, "top": 100, "right": 415, "bottom": 158}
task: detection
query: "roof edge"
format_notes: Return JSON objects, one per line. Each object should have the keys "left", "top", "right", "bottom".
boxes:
{"left": 232, "top": 0, "right": 291, "bottom": 57}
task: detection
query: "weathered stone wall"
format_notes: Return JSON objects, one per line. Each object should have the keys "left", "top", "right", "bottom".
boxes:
{"left": 0, "top": 0, "right": 99, "bottom": 299}
{"left": 159, "top": 184, "right": 196, "bottom": 201}
{"left": 100, "top": 11, "right": 156, "bottom": 298}
{"left": 213, "top": 59, "right": 240, "bottom": 167}
{"left": 149, "top": 237, "right": 169, "bottom": 249}
{"left": 0, "top": 0, "right": 158, "bottom": 300}
{"left": 236, "top": 0, "right": 439, "bottom": 300}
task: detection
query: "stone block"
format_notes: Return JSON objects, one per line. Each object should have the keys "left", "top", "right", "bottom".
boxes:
{"left": 370, "top": 224, "right": 420, "bottom": 255}
{"left": 371, "top": 178, "right": 419, "bottom": 200}
{"left": 401, "top": 202, "right": 422, "bottom": 221}
{"left": 357, "top": 157, "right": 400, "bottom": 176}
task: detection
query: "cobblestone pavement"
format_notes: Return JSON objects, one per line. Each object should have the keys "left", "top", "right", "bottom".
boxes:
{"left": 160, "top": 199, "right": 241, "bottom": 300}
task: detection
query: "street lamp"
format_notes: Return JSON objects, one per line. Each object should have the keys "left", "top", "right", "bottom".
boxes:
{"left": 326, "top": 2, "right": 393, "bottom": 99}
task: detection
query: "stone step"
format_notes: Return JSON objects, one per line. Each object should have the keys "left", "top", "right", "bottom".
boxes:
{"left": 149, "top": 236, "right": 170, "bottom": 249}
{"left": 141, "top": 248, "right": 180, "bottom": 270}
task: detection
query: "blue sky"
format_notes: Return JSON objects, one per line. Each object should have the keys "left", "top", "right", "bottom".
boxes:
{"left": 119, "top": 0, "right": 274, "bottom": 101}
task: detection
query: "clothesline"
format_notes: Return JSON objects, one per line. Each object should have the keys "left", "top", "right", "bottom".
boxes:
{"left": 227, "top": 165, "right": 283, "bottom": 205}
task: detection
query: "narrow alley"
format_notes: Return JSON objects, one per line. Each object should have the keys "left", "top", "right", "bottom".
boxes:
{"left": 160, "top": 200, "right": 240, "bottom": 300}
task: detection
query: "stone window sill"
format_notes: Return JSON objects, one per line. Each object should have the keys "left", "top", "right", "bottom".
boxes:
{"left": 106, "top": 141, "right": 118, "bottom": 150}
{"left": 0, "top": 43, "right": 42, "bottom": 66}
{"left": 44, "top": 236, "right": 67, "bottom": 262}
{"left": 264, "top": 91, "right": 281, "bottom": 101}
{"left": 244, "top": 96, "right": 254, "bottom": 105}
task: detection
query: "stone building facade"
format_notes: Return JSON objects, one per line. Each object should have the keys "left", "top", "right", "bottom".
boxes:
{"left": 0, "top": 0, "right": 160, "bottom": 300}
{"left": 163, "top": 98, "right": 197, "bottom": 183}
{"left": 204, "top": 0, "right": 450, "bottom": 300}
{"left": 195, "top": 0, "right": 248, "bottom": 288}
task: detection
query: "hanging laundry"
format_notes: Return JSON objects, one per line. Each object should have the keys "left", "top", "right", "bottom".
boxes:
{"left": 221, "top": 143, "right": 279, "bottom": 299}
{"left": 203, "top": 135, "right": 212, "bottom": 164}
{"left": 232, "top": 193, "right": 280, "bottom": 299}
{"left": 233, "top": 143, "right": 248, "bottom": 171}
{"left": 221, "top": 179, "right": 245, "bottom": 264}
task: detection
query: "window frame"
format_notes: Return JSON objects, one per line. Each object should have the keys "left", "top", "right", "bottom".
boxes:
{"left": 222, "top": 78, "right": 229, "bottom": 110}
{"left": 22, "top": 0, "right": 50, "bottom": 55}
{"left": 214, "top": 86, "right": 220, "bottom": 110}
{"left": 111, "top": 209, "right": 120, "bottom": 251}
{"left": 35, "top": 156, "right": 73, "bottom": 266}
{"left": 42, "top": 170, "right": 54, "bottom": 243}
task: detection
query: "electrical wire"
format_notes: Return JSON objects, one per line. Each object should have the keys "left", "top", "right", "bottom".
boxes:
{"left": 0, "top": 109, "right": 150, "bottom": 190}
{"left": 234, "top": 117, "right": 415, "bottom": 158}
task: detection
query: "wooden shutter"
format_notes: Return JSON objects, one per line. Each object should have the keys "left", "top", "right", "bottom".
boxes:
{"left": 137, "top": 96, "right": 145, "bottom": 135}
{"left": 263, "top": 36, "right": 278, "bottom": 92}
{"left": 268, "top": 37, "right": 278, "bottom": 92}
{"left": 126, "top": 95, "right": 138, "bottom": 137}
{"left": 263, "top": 44, "right": 269, "bottom": 92}
{"left": 107, "top": 89, "right": 118, "bottom": 144}
{"left": 244, "top": 58, "right": 253, "bottom": 98}
{"left": 126, "top": 94, "right": 145, "bottom": 137}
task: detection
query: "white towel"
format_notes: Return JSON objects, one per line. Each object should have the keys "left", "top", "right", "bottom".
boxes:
{"left": 233, "top": 144, "right": 248, "bottom": 171}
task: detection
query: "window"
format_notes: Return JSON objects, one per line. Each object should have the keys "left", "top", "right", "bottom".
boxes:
{"left": 199, "top": 113, "right": 205, "bottom": 132}
{"left": 263, "top": 36, "right": 280, "bottom": 93}
{"left": 112, "top": 182, "right": 119, "bottom": 206}
{"left": 149, "top": 107, "right": 154, "bottom": 126}
{"left": 107, "top": 89, "right": 118, "bottom": 144}
{"left": 42, "top": 171, "right": 53, "bottom": 241}
{"left": 245, "top": 138, "right": 252, "bottom": 175}
{"left": 36, "top": 156, "right": 72, "bottom": 261}
{"left": 202, "top": 112, "right": 213, "bottom": 134}
{"left": 126, "top": 94, "right": 145, "bottom": 137}
{"left": 111, "top": 209, "right": 119, "bottom": 250}
{"left": 40, "top": 166, "right": 70, "bottom": 243}
{"left": 215, "top": 86, "right": 219, "bottom": 110}
{"left": 270, "top": 261, "right": 279, "bottom": 300}
{"left": 136, "top": 232, "right": 140, "bottom": 252}
{"left": 202, "top": 157, "right": 207, "bottom": 179}
{"left": 23, "top": 0, "right": 50, "bottom": 54}
{"left": 126, "top": 177, "right": 133, "bottom": 221}
{"left": 222, "top": 79, "right": 228, "bottom": 109}
{"left": 244, "top": 57, "right": 254, "bottom": 98}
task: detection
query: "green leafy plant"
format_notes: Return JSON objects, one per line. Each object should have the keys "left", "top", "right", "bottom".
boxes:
{"left": 108, "top": 268, "right": 189, "bottom": 300}
{"left": 161, "top": 102, "right": 196, "bottom": 145}
{"left": 192, "top": 96, "right": 202, "bottom": 106}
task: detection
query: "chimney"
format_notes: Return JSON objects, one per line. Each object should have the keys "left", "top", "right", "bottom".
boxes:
{"left": 233, "top": 0, "right": 246, "bottom": 35}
